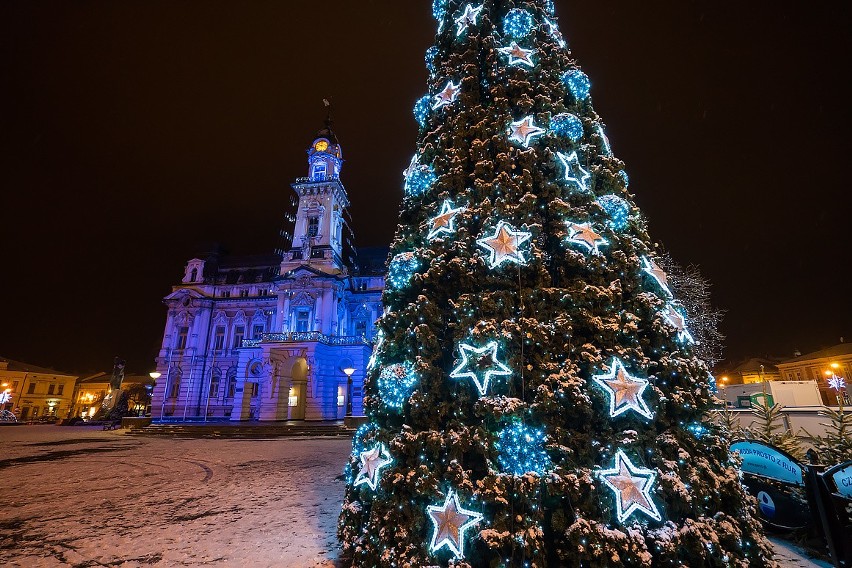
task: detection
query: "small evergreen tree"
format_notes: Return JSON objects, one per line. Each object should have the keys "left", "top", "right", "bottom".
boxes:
{"left": 809, "top": 389, "right": 852, "bottom": 466}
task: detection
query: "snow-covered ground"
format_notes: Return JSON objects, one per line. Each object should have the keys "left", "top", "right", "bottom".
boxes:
{"left": 0, "top": 426, "right": 832, "bottom": 567}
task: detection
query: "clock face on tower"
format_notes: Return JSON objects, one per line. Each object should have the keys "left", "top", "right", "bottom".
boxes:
{"left": 314, "top": 140, "right": 329, "bottom": 153}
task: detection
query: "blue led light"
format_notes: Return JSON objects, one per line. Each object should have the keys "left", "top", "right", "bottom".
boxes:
{"left": 503, "top": 8, "right": 535, "bottom": 38}
{"left": 686, "top": 423, "right": 709, "bottom": 439}
{"left": 404, "top": 154, "right": 437, "bottom": 196}
{"left": 352, "top": 422, "right": 379, "bottom": 456}
{"left": 597, "top": 124, "right": 612, "bottom": 155}
{"left": 543, "top": 0, "right": 555, "bottom": 16}
{"left": 432, "top": 0, "right": 447, "bottom": 21}
{"left": 557, "top": 151, "right": 591, "bottom": 191}
{"left": 377, "top": 362, "right": 418, "bottom": 409}
{"left": 708, "top": 373, "right": 718, "bottom": 393}
{"left": 618, "top": 169, "right": 630, "bottom": 188}
{"left": 596, "top": 195, "right": 631, "bottom": 231}
{"left": 387, "top": 252, "right": 419, "bottom": 289}
{"left": 563, "top": 69, "right": 591, "bottom": 101}
{"left": 551, "top": 113, "right": 583, "bottom": 142}
{"left": 425, "top": 46, "right": 438, "bottom": 74}
{"left": 496, "top": 422, "right": 552, "bottom": 476}
{"left": 414, "top": 96, "right": 431, "bottom": 128}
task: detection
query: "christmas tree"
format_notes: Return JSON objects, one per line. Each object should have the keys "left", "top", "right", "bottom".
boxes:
{"left": 339, "top": 1, "right": 774, "bottom": 566}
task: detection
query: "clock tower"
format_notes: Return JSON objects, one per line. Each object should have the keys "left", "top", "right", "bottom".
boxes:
{"left": 280, "top": 118, "right": 352, "bottom": 275}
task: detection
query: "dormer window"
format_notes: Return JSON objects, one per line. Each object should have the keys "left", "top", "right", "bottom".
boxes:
{"left": 311, "top": 162, "right": 327, "bottom": 181}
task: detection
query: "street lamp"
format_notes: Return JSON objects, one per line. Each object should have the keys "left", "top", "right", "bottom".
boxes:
{"left": 341, "top": 364, "right": 356, "bottom": 417}
{"left": 149, "top": 372, "right": 162, "bottom": 380}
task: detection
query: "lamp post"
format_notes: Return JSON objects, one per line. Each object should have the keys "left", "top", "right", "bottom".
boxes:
{"left": 342, "top": 365, "right": 356, "bottom": 417}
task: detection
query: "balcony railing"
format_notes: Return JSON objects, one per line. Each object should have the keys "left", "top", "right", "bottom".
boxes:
{"left": 241, "top": 332, "right": 370, "bottom": 348}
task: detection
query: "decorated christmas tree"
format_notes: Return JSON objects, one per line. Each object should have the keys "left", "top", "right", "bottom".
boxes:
{"left": 339, "top": 1, "right": 775, "bottom": 566}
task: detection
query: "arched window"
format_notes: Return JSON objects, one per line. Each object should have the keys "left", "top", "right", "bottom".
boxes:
{"left": 190, "top": 268, "right": 198, "bottom": 282}
{"left": 168, "top": 368, "right": 182, "bottom": 399}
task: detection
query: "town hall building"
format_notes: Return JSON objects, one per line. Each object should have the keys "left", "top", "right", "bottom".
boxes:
{"left": 150, "top": 122, "right": 386, "bottom": 422}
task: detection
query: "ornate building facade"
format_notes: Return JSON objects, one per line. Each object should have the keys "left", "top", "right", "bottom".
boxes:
{"left": 150, "top": 123, "right": 386, "bottom": 421}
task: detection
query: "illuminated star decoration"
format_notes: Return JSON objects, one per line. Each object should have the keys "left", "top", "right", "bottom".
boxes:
{"left": 354, "top": 443, "right": 393, "bottom": 491}
{"left": 641, "top": 256, "right": 673, "bottom": 297}
{"left": 557, "top": 151, "right": 591, "bottom": 191}
{"left": 592, "top": 358, "right": 654, "bottom": 420}
{"left": 508, "top": 116, "right": 546, "bottom": 147}
{"left": 544, "top": 18, "right": 567, "bottom": 48}
{"left": 661, "top": 304, "right": 695, "bottom": 345}
{"left": 427, "top": 490, "right": 484, "bottom": 559}
{"left": 497, "top": 42, "right": 536, "bottom": 67}
{"left": 450, "top": 341, "right": 512, "bottom": 396}
{"left": 476, "top": 221, "right": 532, "bottom": 269}
{"left": 0, "top": 390, "right": 10, "bottom": 405}
{"left": 428, "top": 201, "right": 465, "bottom": 241}
{"left": 566, "top": 222, "right": 608, "bottom": 255}
{"left": 828, "top": 375, "right": 846, "bottom": 391}
{"left": 598, "top": 450, "right": 662, "bottom": 523}
{"left": 433, "top": 81, "right": 461, "bottom": 110}
{"left": 455, "top": 4, "right": 483, "bottom": 36}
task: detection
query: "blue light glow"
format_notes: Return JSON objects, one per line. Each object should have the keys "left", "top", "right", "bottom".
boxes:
{"left": 404, "top": 154, "right": 437, "bottom": 196}
{"left": 551, "top": 113, "right": 583, "bottom": 142}
{"left": 708, "top": 373, "right": 718, "bottom": 393}
{"left": 618, "top": 169, "right": 630, "bottom": 188}
{"left": 563, "top": 69, "right": 591, "bottom": 101}
{"left": 596, "top": 195, "right": 631, "bottom": 230}
{"left": 686, "top": 423, "right": 709, "bottom": 439}
{"left": 496, "top": 422, "right": 552, "bottom": 476}
{"left": 557, "top": 151, "right": 591, "bottom": 192}
{"left": 597, "top": 450, "right": 662, "bottom": 524}
{"left": 425, "top": 46, "right": 438, "bottom": 74}
{"left": 414, "top": 96, "right": 431, "bottom": 128}
{"left": 377, "top": 362, "right": 418, "bottom": 409}
{"left": 503, "top": 8, "right": 535, "bottom": 38}
{"left": 432, "top": 0, "right": 447, "bottom": 21}
{"left": 543, "top": 0, "right": 555, "bottom": 16}
{"left": 450, "top": 340, "right": 512, "bottom": 396}
{"left": 387, "top": 252, "right": 419, "bottom": 289}
{"left": 352, "top": 422, "right": 378, "bottom": 456}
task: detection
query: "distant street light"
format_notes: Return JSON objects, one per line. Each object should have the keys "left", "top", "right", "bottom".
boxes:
{"left": 341, "top": 363, "right": 356, "bottom": 417}
{"left": 149, "top": 372, "right": 162, "bottom": 380}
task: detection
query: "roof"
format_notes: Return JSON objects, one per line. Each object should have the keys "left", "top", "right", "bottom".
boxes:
{"left": 0, "top": 356, "right": 77, "bottom": 377}
{"left": 780, "top": 342, "right": 852, "bottom": 365}
{"left": 730, "top": 357, "right": 782, "bottom": 374}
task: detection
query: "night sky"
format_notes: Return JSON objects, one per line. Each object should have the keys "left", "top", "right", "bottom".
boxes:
{"left": 2, "top": 1, "right": 850, "bottom": 374}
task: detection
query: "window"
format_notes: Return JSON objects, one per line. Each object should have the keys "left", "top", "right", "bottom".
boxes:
{"left": 209, "top": 369, "right": 221, "bottom": 398}
{"left": 27, "top": 383, "right": 36, "bottom": 394}
{"left": 176, "top": 327, "right": 189, "bottom": 350}
{"left": 233, "top": 326, "right": 245, "bottom": 348}
{"left": 222, "top": 290, "right": 231, "bottom": 298}
{"left": 169, "top": 381, "right": 180, "bottom": 399}
{"left": 214, "top": 326, "right": 226, "bottom": 351}
{"left": 252, "top": 324, "right": 265, "bottom": 339}
{"left": 308, "top": 216, "right": 320, "bottom": 238}
{"left": 57, "top": 385, "right": 64, "bottom": 395}
{"left": 190, "top": 268, "right": 198, "bottom": 281}
{"left": 240, "top": 289, "right": 249, "bottom": 298}
{"left": 48, "top": 384, "right": 55, "bottom": 395}
{"left": 250, "top": 383, "right": 259, "bottom": 397}
{"left": 295, "top": 309, "right": 311, "bottom": 333}
{"left": 12, "top": 381, "right": 19, "bottom": 392}
{"left": 311, "top": 162, "right": 327, "bottom": 181}
{"left": 355, "top": 320, "right": 368, "bottom": 338}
